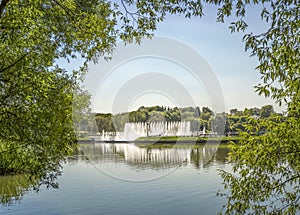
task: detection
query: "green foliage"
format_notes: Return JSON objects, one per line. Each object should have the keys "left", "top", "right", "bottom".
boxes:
{"left": 219, "top": 116, "right": 300, "bottom": 214}
{"left": 135, "top": 135, "right": 239, "bottom": 142}
{"left": 72, "top": 87, "right": 97, "bottom": 135}
{"left": 0, "top": 69, "right": 76, "bottom": 175}
{"left": 0, "top": 0, "right": 115, "bottom": 180}
{"left": 210, "top": 0, "right": 300, "bottom": 214}
{"left": 112, "top": 113, "right": 130, "bottom": 132}
{"left": 95, "top": 105, "right": 280, "bottom": 136}
{"left": 210, "top": 113, "right": 229, "bottom": 134}
{"left": 260, "top": 104, "right": 275, "bottom": 118}
{"left": 200, "top": 108, "right": 214, "bottom": 121}
{"left": 95, "top": 113, "right": 116, "bottom": 134}
{"left": 129, "top": 110, "right": 148, "bottom": 122}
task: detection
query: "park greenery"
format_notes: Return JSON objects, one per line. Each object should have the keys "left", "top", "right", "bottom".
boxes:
{"left": 94, "top": 104, "right": 281, "bottom": 136}
{"left": 0, "top": 0, "right": 299, "bottom": 214}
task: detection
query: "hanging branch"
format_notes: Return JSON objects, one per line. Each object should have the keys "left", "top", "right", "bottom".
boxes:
{"left": 0, "top": 52, "right": 28, "bottom": 74}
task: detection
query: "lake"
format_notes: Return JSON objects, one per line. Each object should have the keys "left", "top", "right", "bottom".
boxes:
{"left": 0, "top": 143, "right": 232, "bottom": 215}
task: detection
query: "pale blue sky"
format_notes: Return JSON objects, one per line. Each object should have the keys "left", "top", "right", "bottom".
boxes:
{"left": 62, "top": 4, "right": 282, "bottom": 113}
{"left": 151, "top": 5, "right": 280, "bottom": 112}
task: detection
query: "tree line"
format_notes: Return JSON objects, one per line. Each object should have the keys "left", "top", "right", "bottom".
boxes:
{"left": 94, "top": 104, "right": 281, "bottom": 135}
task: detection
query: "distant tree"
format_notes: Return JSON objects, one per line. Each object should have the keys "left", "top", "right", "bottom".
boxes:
{"left": 249, "top": 107, "right": 260, "bottom": 117}
{"left": 195, "top": 106, "right": 201, "bottom": 117}
{"left": 228, "top": 115, "right": 239, "bottom": 124}
{"left": 137, "top": 106, "right": 146, "bottom": 112}
{"left": 243, "top": 108, "right": 250, "bottom": 115}
{"left": 229, "top": 109, "right": 238, "bottom": 115}
{"left": 202, "top": 107, "right": 213, "bottom": 115}
{"left": 95, "top": 114, "right": 115, "bottom": 134}
{"left": 202, "top": 120, "right": 209, "bottom": 132}
{"left": 190, "top": 119, "right": 201, "bottom": 132}
{"left": 112, "top": 113, "right": 129, "bottom": 132}
{"left": 181, "top": 111, "right": 195, "bottom": 121}
{"left": 72, "top": 88, "right": 92, "bottom": 134}
{"left": 210, "top": 114, "right": 229, "bottom": 134}
{"left": 260, "top": 105, "right": 274, "bottom": 118}
{"left": 148, "top": 111, "right": 165, "bottom": 122}
{"left": 200, "top": 107, "right": 214, "bottom": 121}
{"left": 129, "top": 111, "right": 147, "bottom": 122}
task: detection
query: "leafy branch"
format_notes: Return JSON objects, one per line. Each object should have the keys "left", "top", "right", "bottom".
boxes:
{"left": 0, "top": 0, "right": 9, "bottom": 18}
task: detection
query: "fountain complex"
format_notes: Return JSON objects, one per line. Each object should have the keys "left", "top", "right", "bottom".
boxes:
{"left": 92, "top": 121, "right": 193, "bottom": 142}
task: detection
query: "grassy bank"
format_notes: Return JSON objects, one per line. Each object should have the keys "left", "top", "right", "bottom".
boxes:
{"left": 135, "top": 143, "right": 232, "bottom": 149}
{"left": 134, "top": 136, "right": 241, "bottom": 144}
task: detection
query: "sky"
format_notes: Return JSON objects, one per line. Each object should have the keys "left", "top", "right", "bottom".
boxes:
{"left": 63, "top": 3, "right": 283, "bottom": 114}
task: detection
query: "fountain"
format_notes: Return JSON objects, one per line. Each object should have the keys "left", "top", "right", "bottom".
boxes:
{"left": 122, "top": 121, "right": 191, "bottom": 141}
{"left": 91, "top": 121, "right": 192, "bottom": 142}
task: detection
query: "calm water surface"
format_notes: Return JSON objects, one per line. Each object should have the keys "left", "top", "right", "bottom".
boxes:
{"left": 0, "top": 143, "right": 231, "bottom": 215}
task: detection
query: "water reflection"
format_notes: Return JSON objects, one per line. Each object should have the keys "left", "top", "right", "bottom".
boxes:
{"left": 0, "top": 174, "right": 36, "bottom": 206}
{"left": 74, "top": 143, "right": 229, "bottom": 170}
{"left": 69, "top": 143, "right": 230, "bottom": 181}
{"left": 0, "top": 163, "right": 63, "bottom": 206}
{"left": 0, "top": 143, "right": 230, "bottom": 206}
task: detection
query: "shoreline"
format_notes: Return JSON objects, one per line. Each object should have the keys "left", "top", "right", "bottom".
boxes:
{"left": 134, "top": 136, "right": 240, "bottom": 144}
{"left": 78, "top": 136, "right": 240, "bottom": 144}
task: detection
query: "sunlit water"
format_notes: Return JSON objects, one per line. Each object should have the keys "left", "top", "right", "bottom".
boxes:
{"left": 0, "top": 143, "right": 231, "bottom": 215}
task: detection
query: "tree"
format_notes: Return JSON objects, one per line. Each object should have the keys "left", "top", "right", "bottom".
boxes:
{"left": 148, "top": 111, "right": 165, "bottom": 122}
{"left": 209, "top": 113, "right": 229, "bottom": 135}
{"left": 201, "top": 107, "right": 214, "bottom": 121}
{"left": 210, "top": 0, "right": 300, "bottom": 214}
{"left": 181, "top": 111, "right": 195, "bottom": 121}
{"left": 72, "top": 87, "right": 93, "bottom": 134}
{"left": 195, "top": 106, "right": 201, "bottom": 117}
{"left": 169, "top": 109, "right": 181, "bottom": 122}
{"left": 0, "top": 0, "right": 109, "bottom": 181}
{"left": 95, "top": 113, "right": 116, "bottom": 134}
{"left": 229, "top": 108, "right": 238, "bottom": 115}
{"left": 0, "top": 68, "right": 77, "bottom": 177}
{"left": 0, "top": 0, "right": 117, "bottom": 178}
{"left": 129, "top": 110, "right": 147, "bottom": 122}
{"left": 112, "top": 113, "right": 130, "bottom": 132}
{"left": 260, "top": 104, "right": 274, "bottom": 118}
{"left": 249, "top": 107, "right": 260, "bottom": 117}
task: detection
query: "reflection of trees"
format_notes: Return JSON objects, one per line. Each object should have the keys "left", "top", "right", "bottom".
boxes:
{"left": 0, "top": 174, "right": 37, "bottom": 206}
{"left": 78, "top": 143, "right": 230, "bottom": 170}
{"left": 190, "top": 145, "right": 229, "bottom": 169}
{"left": 0, "top": 165, "right": 62, "bottom": 206}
